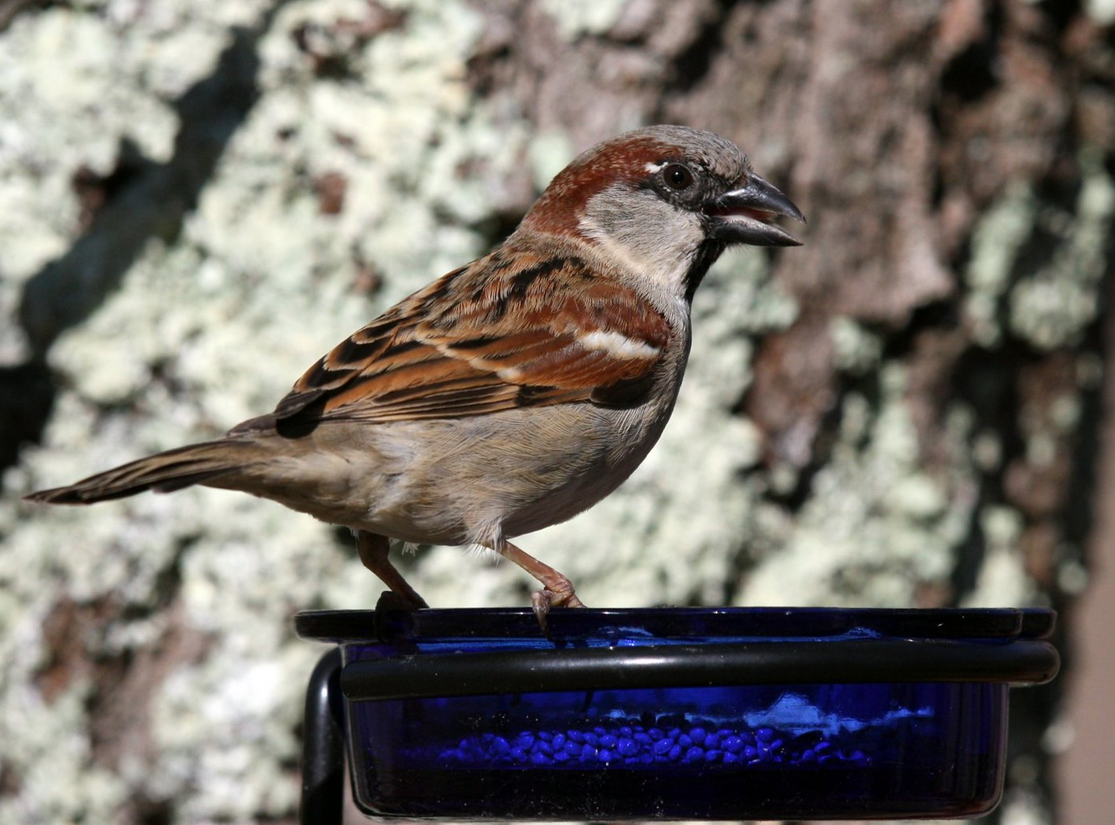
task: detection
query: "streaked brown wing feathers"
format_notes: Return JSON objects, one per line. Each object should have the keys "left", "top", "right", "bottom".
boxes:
{"left": 272, "top": 250, "right": 670, "bottom": 424}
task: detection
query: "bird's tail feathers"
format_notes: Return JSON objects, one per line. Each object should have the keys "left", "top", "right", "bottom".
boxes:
{"left": 24, "top": 440, "right": 256, "bottom": 505}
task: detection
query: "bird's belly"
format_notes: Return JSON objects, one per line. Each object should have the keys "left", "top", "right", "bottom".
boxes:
{"left": 352, "top": 401, "right": 674, "bottom": 547}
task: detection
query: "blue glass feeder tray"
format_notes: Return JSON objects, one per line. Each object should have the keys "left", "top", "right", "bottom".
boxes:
{"left": 296, "top": 606, "right": 1058, "bottom": 822}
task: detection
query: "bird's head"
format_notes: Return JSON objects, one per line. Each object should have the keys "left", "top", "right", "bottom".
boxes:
{"left": 518, "top": 125, "right": 805, "bottom": 301}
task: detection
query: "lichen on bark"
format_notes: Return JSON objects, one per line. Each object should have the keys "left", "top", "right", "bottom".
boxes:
{"left": 1, "top": 1, "right": 1110, "bottom": 823}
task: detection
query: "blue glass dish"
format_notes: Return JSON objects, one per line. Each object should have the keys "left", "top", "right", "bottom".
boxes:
{"left": 296, "top": 607, "right": 1058, "bottom": 820}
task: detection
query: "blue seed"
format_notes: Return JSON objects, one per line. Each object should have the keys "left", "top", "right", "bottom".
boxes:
{"left": 583, "top": 732, "right": 598, "bottom": 746}
{"left": 535, "top": 741, "right": 553, "bottom": 756}
{"left": 705, "top": 749, "right": 723, "bottom": 763}
{"left": 594, "top": 726, "right": 607, "bottom": 736}
{"left": 552, "top": 733, "right": 566, "bottom": 749}
{"left": 599, "top": 734, "right": 618, "bottom": 749}
{"left": 723, "top": 752, "right": 738, "bottom": 764}
{"left": 668, "top": 728, "right": 682, "bottom": 739}
{"left": 634, "top": 732, "right": 652, "bottom": 745}
{"left": 568, "top": 730, "right": 584, "bottom": 744}
{"left": 649, "top": 728, "right": 665, "bottom": 740}
{"left": 704, "top": 734, "right": 720, "bottom": 750}
{"left": 690, "top": 727, "right": 707, "bottom": 745}
{"left": 492, "top": 737, "right": 510, "bottom": 754}
{"left": 677, "top": 734, "right": 693, "bottom": 748}
{"left": 510, "top": 747, "right": 526, "bottom": 761}
{"left": 538, "top": 731, "right": 552, "bottom": 741}
{"left": 668, "top": 745, "right": 682, "bottom": 761}
{"left": 724, "top": 736, "right": 743, "bottom": 753}
{"left": 554, "top": 750, "right": 569, "bottom": 763}
{"left": 770, "top": 738, "right": 784, "bottom": 751}
{"left": 743, "top": 745, "right": 758, "bottom": 760}
{"left": 814, "top": 740, "right": 832, "bottom": 754}
{"left": 756, "top": 727, "right": 775, "bottom": 744}
{"left": 581, "top": 744, "right": 598, "bottom": 761}
{"left": 531, "top": 752, "right": 552, "bottom": 765}
{"left": 684, "top": 746, "right": 705, "bottom": 763}
{"left": 718, "top": 728, "right": 734, "bottom": 738}
{"left": 565, "top": 740, "right": 581, "bottom": 754}
{"left": 618, "top": 737, "right": 639, "bottom": 756}
{"left": 619, "top": 725, "right": 633, "bottom": 737}
{"left": 801, "top": 749, "right": 816, "bottom": 761}
{"left": 599, "top": 748, "right": 615, "bottom": 763}
{"left": 513, "top": 734, "right": 534, "bottom": 749}
{"left": 653, "top": 739, "right": 674, "bottom": 755}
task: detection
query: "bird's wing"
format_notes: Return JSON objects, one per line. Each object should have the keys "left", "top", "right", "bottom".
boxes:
{"left": 266, "top": 249, "right": 671, "bottom": 427}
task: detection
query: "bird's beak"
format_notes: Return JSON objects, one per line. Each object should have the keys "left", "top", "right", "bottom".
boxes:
{"left": 706, "top": 173, "right": 806, "bottom": 247}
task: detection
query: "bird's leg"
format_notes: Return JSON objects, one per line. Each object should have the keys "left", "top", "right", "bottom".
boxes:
{"left": 495, "top": 539, "right": 585, "bottom": 631}
{"left": 355, "top": 530, "right": 429, "bottom": 609}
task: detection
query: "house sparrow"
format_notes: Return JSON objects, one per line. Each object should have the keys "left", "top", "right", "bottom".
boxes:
{"left": 26, "top": 125, "right": 804, "bottom": 624}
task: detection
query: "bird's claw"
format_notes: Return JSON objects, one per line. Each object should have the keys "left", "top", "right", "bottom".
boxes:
{"left": 375, "top": 590, "right": 426, "bottom": 613}
{"left": 531, "top": 586, "right": 585, "bottom": 634}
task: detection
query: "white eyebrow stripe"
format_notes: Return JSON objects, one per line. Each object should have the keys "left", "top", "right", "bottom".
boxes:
{"left": 644, "top": 161, "right": 665, "bottom": 173}
{"left": 578, "top": 330, "right": 660, "bottom": 360}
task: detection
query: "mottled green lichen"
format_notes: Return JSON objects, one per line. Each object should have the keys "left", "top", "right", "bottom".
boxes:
{"left": 0, "top": 0, "right": 528, "bottom": 821}
{"left": 1009, "top": 150, "right": 1115, "bottom": 351}
{"left": 740, "top": 365, "right": 969, "bottom": 606}
{"left": 962, "top": 505, "right": 1037, "bottom": 607}
{"left": 528, "top": 130, "right": 578, "bottom": 192}
{"left": 965, "top": 151, "right": 1115, "bottom": 352}
{"left": 0, "top": 2, "right": 1083, "bottom": 823}
{"left": 0, "top": 0, "right": 811, "bottom": 820}
{"left": 539, "top": 0, "right": 628, "bottom": 40}
{"left": 1087, "top": 0, "right": 1115, "bottom": 26}
{"left": 963, "top": 182, "right": 1036, "bottom": 348}
{"left": 830, "top": 315, "right": 883, "bottom": 375}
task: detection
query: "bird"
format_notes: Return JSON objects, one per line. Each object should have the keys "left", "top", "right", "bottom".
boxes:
{"left": 26, "top": 125, "right": 804, "bottom": 626}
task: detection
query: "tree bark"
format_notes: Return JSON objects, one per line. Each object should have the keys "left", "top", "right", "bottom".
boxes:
{"left": 0, "top": 1, "right": 1110, "bottom": 822}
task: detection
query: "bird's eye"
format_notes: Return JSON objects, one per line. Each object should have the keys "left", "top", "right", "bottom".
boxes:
{"left": 663, "top": 164, "right": 694, "bottom": 191}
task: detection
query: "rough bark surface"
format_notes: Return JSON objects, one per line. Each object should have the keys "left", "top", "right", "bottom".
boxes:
{"left": 0, "top": 1, "right": 1111, "bottom": 823}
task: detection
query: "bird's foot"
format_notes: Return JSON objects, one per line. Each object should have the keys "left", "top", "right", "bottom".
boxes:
{"left": 356, "top": 530, "right": 429, "bottom": 610}
{"left": 490, "top": 538, "right": 585, "bottom": 632}
{"left": 531, "top": 584, "right": 585, "bottom": 634}
{"left": 375, "top": 590, "right": 427, "bottom": 614}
